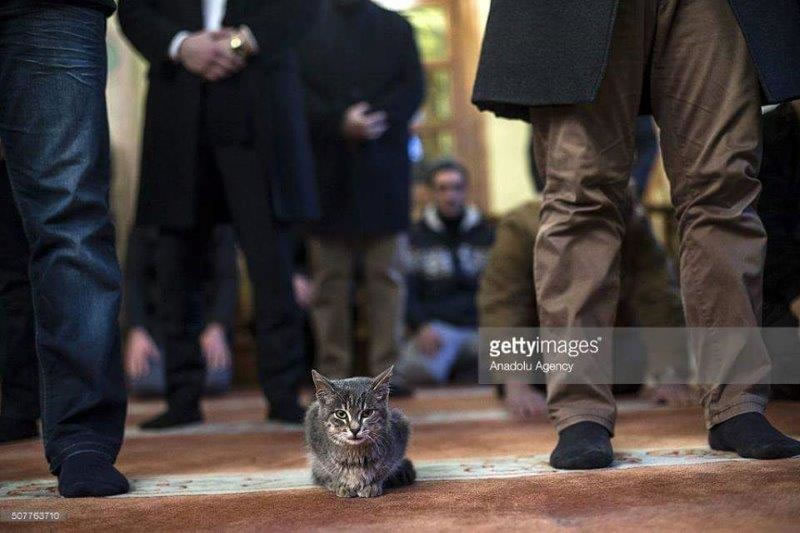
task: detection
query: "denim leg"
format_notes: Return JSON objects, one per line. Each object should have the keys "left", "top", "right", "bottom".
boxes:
{"left": 0, "top": 5, "right": 126, "bottom": 473}
{"left": 399, "top": 322, "right": 477, "bottom": 384}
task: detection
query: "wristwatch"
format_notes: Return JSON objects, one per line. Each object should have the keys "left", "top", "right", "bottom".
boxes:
{"left": 230, "top": 34, "right": 246, "bottom": 57}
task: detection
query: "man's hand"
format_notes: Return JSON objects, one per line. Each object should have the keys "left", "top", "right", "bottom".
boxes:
{"left": 200, "top": 323, "right": 232, "bottom": 371}
{"left": 415, "top": 323, "right": 442, "bottom": 357}
{"left": 504, "top": 382, "right": 547, "bottom": 421}
{"left": 641, "top": 384, "right": 696, "bottom": 408}
{"left": 124, "top": 327, "right": 161, "bottom": 379}
{"left": 790, "top": 295, "right": 800, "bottom": 321}
{"left": 342, "top": 102, "right": 388, "bottom": 141}
{"left": 292, "top": 273, "right": 313, "bottom": 310}
{"left": 178, "top": 30, "right": 245, "bottom": 82}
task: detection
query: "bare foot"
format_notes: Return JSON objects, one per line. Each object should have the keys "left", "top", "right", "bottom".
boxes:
{"left": 641, "top": 384, "right": 695, "bottom": 408}
{"left": 504, "top": 383, "right": 547, "bottom": 421}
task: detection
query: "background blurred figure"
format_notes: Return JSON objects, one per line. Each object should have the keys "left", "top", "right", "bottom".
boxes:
{"left": 400, "top": 160, "right": 494, "bottom": 385}
{"left": 479, "top": 183, "right": 692, "bottom": 421}
{"left": 297, "top": 0, "right": 424, "bottom": 389}
{"left": 0, "top": 154, "right": 38, "bottom": 443}
{"left": 124, "top": 225, "right": 238, "bottom": 397}
{"left": 759, "top": 102, "right": 800, "bottom": 401}
{"left": 118, "top": 0, "right": 321, "bottom": 427}
{"left": 0, "top": 1, "right": 128, "bottom": 497}
{"left": 631, "top": 116, "right": 659, "bottom": 197}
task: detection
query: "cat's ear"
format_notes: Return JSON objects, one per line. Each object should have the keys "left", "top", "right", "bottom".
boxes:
{"left": 371, "top": 365, "right": 394, "bottom": 401}
{"left": 311, "top": 369, "right": 336, "bottom": 403}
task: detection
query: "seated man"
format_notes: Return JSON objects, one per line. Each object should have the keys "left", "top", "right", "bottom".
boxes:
{"left": 479, "top": 183, "right": 693, "bottom": 420}
{"left": 124, "top": 225, "right": 238, "bottom": 397}
{"left": 400, "top": 160, "right": 494, "bottom": 384}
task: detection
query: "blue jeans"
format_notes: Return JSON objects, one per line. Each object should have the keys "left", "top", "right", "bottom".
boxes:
{"left": 0, "top": 4, "right": 126, "bottom": 473}
{"left": 399, "top": 321, "right": 478, "bottom": 384}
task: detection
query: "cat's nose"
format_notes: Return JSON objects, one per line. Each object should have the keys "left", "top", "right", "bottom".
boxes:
{"left": 350, "top": 427, "right": 360, "bottom": 437}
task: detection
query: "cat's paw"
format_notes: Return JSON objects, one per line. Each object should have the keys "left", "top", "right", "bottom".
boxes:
{"left": 356, "top": 483, "right": 383, "bottom": 498}
{"left": 334, "top": 485, "right": 357, "bottom": 498}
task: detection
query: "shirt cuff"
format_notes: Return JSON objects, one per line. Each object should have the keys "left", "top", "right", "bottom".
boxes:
{"left": 169, "top": 31, "right": 190, "bottom": 62}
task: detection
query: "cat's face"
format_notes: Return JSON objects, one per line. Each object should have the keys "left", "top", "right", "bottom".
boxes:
{"left": 311, "top": 367, "right": 393, "bottom": 446}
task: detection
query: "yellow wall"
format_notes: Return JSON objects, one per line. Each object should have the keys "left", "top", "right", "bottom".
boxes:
{"left": 106, "top": 16, "right": 147, "bottom": 260}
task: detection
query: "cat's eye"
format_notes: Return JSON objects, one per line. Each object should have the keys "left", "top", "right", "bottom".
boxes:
{"left": 334, "top": 410, "right": 348, "bottom": 419}
{"left": 361, "top": 410, "right": 374, "bottom": 418}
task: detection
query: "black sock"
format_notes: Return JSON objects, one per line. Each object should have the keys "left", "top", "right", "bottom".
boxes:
{"left": 58, "top": 453, "right": 129, "bottom": 498}
{"left": 709, "top": 412, "right": 800, "bottom": 459}
{"left": 550, "top": 421, "right": 613, "bottom": 470}
{"left": 0, "top": 416, "right": 39, "bottom": 444}
{"left": 140, "top": 407, "right": 202, "bottom": 430}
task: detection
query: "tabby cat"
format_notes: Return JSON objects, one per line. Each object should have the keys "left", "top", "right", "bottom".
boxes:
{"left": 304, "top": 366, "right": 416, "bottom": 498}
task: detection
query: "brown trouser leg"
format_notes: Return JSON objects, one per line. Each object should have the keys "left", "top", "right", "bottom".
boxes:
{"left": 309, "top": 234, "right": 405, "bottom": 378}
{"left": 309, "top": 237, "right": 355, "bottom": 378}
{"left": 531, "top": 0, "right": 769, "bottom": 434}
{"left": 651, "top": 0, "right": 769, "bottom": 428}
{"left": 362, "top": 234, "right": 406, "bottom": 375}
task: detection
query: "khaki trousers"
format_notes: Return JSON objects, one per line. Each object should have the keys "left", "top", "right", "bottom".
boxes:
{"left": 530, "top": 0, "right": 771, "bottom": 433}
{"left": 309, "top": 234, "right": 406, "bottom": 378}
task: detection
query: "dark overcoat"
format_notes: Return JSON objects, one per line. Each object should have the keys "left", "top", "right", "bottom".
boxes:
{"left": 472, "top": 0, "right": 800, "bottom": 121}
{"left": 297, "top": 0, "right": 425, "bottom": 236}
{"left": 118, "top": 0, "right": 321, "bottom": 226}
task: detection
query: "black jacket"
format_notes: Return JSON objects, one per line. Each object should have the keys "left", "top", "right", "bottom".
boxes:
{"left": 297, "top": 0, "right": 424, "bottom": 236}
{"left": 473, "top": 0, "right": 800, "bottom": 120}
{"left": 76, "top": 0, "right": 116, "bottom": 14}
{"left": 124, "top": 225, "right": 238, "bottom": 334}
{"left": 407, "top": 206, "right": 495, "bottom": 330}
{"left": 118, "top": 0, "right": 321, "bottom": 226}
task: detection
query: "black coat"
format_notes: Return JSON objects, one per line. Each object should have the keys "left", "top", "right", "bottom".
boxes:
{"left": 118, "top": 0, "right": 321, "bottom": 226}
{"left": 297, "top": 0, "right": 424, "bottom": 236}
{"left": 473, "top": 0, "right": 800, "bottom": 120}
{"left": 760, "top": 104, "right": 800, "bottom": 321}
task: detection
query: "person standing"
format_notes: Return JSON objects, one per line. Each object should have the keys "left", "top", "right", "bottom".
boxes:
{"left": 123, "top": 225, "right": 238, "bottom": 397}
{"left": 297, "top": 0, "right": 424, "bottom": 386}
{"left": 473, "top": 0, "right": 800, "bottom": 468}
{"left": 118, "top": 0, "right": 321, "bottom": 427}
{"left": 0, "top": 1, "right": 128, "bottom": 497}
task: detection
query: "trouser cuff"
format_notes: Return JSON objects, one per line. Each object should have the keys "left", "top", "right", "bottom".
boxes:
{"left": 49, "top": 440, "right": 118, "bottom": 475}
{"left": 553, "top": 413, "right": 616, "bottom": 437}
{"left": 705, "top": 399, "right": 767, "bottom": 430}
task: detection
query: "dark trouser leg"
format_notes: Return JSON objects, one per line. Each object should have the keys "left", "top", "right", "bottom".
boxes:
{"left": 0, "top": 162, "right": 39, "bottom": 425}
{"left": 530, "top": 0, "right": 652, "bottom": 435}
{"left": 155, "top": 227, "right": 210, "bottom": 412}
{"left": 215, "top": 146, "right": 304, "bottom": 405}
{"left": 0, "top": 6, "right": 125, "bottom": 472}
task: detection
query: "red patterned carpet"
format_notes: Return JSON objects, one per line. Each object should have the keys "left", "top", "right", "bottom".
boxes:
{"left": 1, "top": 388, "right": 798, "bottom": 531}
